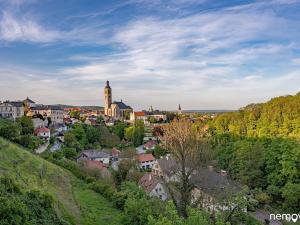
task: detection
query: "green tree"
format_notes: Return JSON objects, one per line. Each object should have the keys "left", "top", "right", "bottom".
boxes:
{"left": 16, "top": 116, "right": 34, "bottom": 135}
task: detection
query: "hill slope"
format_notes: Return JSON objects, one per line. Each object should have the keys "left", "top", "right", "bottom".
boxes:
{"left": 0, "top": 137, "right": 122, "bottom": 225}
{"left": 211, "top": 92, "right": 300, "bottom": 138}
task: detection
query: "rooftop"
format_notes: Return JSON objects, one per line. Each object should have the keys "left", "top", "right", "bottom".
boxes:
{"left": 138, "top": 153, "right": 155, "bottom": 162}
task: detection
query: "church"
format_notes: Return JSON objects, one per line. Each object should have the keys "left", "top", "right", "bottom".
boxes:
{"left": 104, "top": 81, "right": 132, "bottom": 120}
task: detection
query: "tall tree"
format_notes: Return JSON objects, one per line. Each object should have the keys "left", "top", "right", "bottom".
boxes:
{"left": 160, "top": 119, "right": 212, "bottom": 218}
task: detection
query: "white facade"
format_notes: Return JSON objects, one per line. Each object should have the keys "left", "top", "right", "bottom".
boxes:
{"left": 31, "top": 107, "right": 63, "bottom": 125}
{"left": 32, "top": 118, "right": 48, "bottom": 128}
{"left": 0, "top": 102, "right": 24, "bottom": 120}
{"left": 140, "top": 159, "right": 155, "bottom": 169}
{"left": 36, "top": 130, "right": 50, "bottom": 140}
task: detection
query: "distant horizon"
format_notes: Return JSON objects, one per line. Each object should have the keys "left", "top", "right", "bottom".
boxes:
{"left": 1, "top": 1, "right": 300, "bottom": 109}
{"left": 3, "top": 90, "right": 300, "bottom": 112}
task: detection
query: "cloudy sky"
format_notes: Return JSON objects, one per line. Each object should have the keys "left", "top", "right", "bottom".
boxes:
{"left": 0, "top": 0, "right": 300, "bottom": 110}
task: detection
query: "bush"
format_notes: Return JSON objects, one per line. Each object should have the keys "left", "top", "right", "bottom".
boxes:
{"left": 255, "top": 192, "right": 272, "bottom": 205}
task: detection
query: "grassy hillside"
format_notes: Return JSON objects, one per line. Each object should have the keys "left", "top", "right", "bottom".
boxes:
{"left": 0, "top": 137, "right": 122, "bottom": 225}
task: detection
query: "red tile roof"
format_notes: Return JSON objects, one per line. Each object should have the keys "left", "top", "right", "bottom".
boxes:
{"left": 138, "top": 173, "right": 159, "bottom": 193}
{"left": 143, "top": 140, "right": 156, "bottom": 149}
{"left": 138, "top": 154, "right": 155, "bottom": 163}
{"left": 135, "top": 111, "right": 146, "bottom": 117}
{"left": 34, "top": 127, "right": 50, "bottom": 134}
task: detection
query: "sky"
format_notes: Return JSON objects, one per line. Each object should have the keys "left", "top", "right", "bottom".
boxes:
{"left": 0, "top": 0, "right": 300, "bottom": 110}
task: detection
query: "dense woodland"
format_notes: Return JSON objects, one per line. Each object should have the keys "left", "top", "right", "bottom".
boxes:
{"left": 210, "top": 93, "right": 300, "bottom": 212}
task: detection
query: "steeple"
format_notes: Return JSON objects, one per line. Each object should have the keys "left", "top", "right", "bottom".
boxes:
{"left": 104, "top": 80, "right": 112, "bottom": 116}
{"left": 105, "top": 80, "right": 110, "bottom": 88}
{"left": 178, "top": 104, "right": 182, "bottom": 114}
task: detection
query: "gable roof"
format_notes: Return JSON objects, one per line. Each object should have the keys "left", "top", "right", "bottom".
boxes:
{"left": 134, "top": 111, "right": 146, "bottom": 116}
{"left": 139, "top": 173, "right": 161, "bottom": 193}
{"left": 31, "top": 105, "right": 63, "bottom": 111}
{"left": 138, "top": 153, "right": 155, "bottom": 162}
{"left": 112, "top": 101, "right": 132, "bottom": 110}
{"left": 156, "top": 156, "right": 179, "bottom": 177}
{"left": 3, "top": 101, "right": 24, "bottom": 107}
{"left": 34, "top": 127, "right": 50, "bottom": 134}
{"left": 81, "top": 150, "right": 110, "bottom": 159}
{"left": 191, "top": 168, "right": 241, "bottom": 200}
{"left": 24, "top": 97, "right": 35, "bottom": 103}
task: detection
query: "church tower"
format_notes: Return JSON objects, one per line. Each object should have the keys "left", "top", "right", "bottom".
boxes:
{"left": 178, "top": 104, "right": 182, "bottom": 115}
{"left": 104, "top": 80, "right": 112, "bottom": 116}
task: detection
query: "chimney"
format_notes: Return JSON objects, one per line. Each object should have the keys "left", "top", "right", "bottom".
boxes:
{"left": 208, "top": 165, "right": 214, "bottom": 172}
{"left": 220, "top": 170, "right": 227, "bottom": 176}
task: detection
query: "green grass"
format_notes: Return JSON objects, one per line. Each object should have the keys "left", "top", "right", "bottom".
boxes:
{"left": 73, "top": 180, "right": 123, "bottom": 225}
{"left": 0, "top": 137, "right": 123, "bottom": 225}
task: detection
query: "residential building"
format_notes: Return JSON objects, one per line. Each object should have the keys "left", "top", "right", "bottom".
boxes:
{"left": 32, "top": 117, "right": 48, "bottom": 129}
{"left": 137, "top": 153, "right": 155, "bottom": 169}
{"left": 30, "top": 105, "right": 64, "bottom": 125}
{"left": 152, "top": 155, "right": 179, "bottom": 182}
{"left": 0, "top": 101, "right": 24, "bottom": 120}
{"left": 104, "top": 81, "right": 133, "bottom": 120}
{"left": 130, "top": 111, "right": 147, "bottom": 122}
{"left": 130, "top": 110, "right": 167, "bottom": 123}
{"left": 77, "top": 150, "right": 111, "bottom": 165}
{"left": 190, "top": 166, "right": 242, "bottom": 212}
{"left": 153, "top": 155, "right": 242, "bottom": 212}
{"left": 139, "top": 173, "right": 168, "bottom": 201}
{"left": 34, "top": 127, "right": 50, "bottom": 140}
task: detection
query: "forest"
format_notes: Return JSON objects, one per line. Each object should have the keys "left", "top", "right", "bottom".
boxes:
{"left": 210, "top": 93, "right": 300, "bottom": 212}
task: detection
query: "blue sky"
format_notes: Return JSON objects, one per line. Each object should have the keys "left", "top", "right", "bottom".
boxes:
{"left": 0, "top": 0, "right": 300, "bottom": 110}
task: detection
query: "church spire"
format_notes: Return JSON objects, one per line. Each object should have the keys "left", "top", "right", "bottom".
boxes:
{"left": 105, "top": 80, "right": 110, "bottom": 88}
{"left": 178, "top": 104, "right": 182, "bottom": 114}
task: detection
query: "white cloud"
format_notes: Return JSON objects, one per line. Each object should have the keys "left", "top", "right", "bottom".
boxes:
{"left": 0, "top": 11, "right": 60, "bottom": 43}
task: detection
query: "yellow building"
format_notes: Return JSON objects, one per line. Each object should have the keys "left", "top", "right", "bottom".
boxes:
{"left": 104, "top": 81, "right": 132, "bottom": 120}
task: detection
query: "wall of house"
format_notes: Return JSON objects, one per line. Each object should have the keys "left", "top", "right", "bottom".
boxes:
{"left": 150, "top": 183, "right": 168, "bottom": 201}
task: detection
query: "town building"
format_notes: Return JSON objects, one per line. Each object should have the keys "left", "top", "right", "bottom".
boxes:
{"left": 130, "top": 109, "right": 167, "bottom": 123}
{"left": 0, "top": 101, "right": 24, "bottom": 120}
{"left": 152, "top": 155, "right": 242, "bottom": 212}
{"left": 152, "top": 155, "right": 179, "bottom": 182}
{"left": 32, "top": 117, "right": 48, "bottom": 129}
{"left": 129, "top": 111, "right": 147, "bottom": 122}
{"left": 137, "top": 153, "right": 156, "bottom": 169}
{"left": 104, "top": 81, "right": 133, "bottom": 120}
{"left": 34, "top": 127, "right": 50, "bottom": 140}
{"left": 77, "top": 150, "right": 111, "bottom": 165}
{"left": 139, "top": 173, "right": 168, "bottom": 200}
{"left": 178, "top": 104, "right": 182, "bottom": 115}
{"left": 30, "top": 105, "right": 64, "bottom": 125}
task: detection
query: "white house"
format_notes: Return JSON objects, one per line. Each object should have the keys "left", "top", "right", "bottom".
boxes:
{"left": 137, "top": 153, "right": 156, "bottom": 169}
{"left": 34, "top": 127, "right": 50, "bottom": 140}
{"left": 0, "top": 101, "right": 24, "bottom": 120}
{"left": 139, "top": 173, "right": 168, "bottom": 201}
